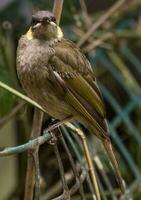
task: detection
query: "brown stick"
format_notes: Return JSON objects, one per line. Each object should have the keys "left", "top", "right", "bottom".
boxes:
{"left": 66, "top": 123, "right": 101, "bottom": 200}
{"left": 53, "top": 0, "right": 64, "bottom": 25}
{"left": 24, "top": 109, "right": 44, "bottom": 200}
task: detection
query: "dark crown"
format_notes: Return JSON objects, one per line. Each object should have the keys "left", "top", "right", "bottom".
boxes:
{"left": 32, "top": 11, "right": 56, "bottom": 24}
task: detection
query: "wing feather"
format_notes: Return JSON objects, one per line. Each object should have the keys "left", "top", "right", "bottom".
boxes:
{"left": 48, "top": 39, "right": 107, "bottom": 138}
{"left": 53, "top": 71, "right": 108, "bottom": 139}
{"left": 49, "top": 39, "right": 106, "bottom": 117}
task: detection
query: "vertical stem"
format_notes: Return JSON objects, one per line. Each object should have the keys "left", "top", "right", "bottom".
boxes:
{"left": 53, "top": 142, "right": 69, "bottom": 192}
{"left": 66, "top": 123, "right": 101, "bottom": 200}
{"left": 53, "top": 0, "right": 64, "bottom": 24}
{"left": 33, "top": 149, "right": 40, "bottom": 200}
{"left": 82, "top": 137, "right": 101, "bottom": 200}
{"left": 60, "top": 133, "right": 85, "bottom": 199}
{"left": 24, "top": 109, "right": 43, "bottom": 200}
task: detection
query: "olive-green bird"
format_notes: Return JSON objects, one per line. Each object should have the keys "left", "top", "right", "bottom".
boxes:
{"left": 17, "top": 10, "right": 125, "bottom": 193}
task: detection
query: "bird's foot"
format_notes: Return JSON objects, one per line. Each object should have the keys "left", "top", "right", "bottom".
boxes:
{"left": 47, "top": 131, "right": 58, "bottom": 145}
{"left": 43, "top": 115, "right": 73, "bottom": 134}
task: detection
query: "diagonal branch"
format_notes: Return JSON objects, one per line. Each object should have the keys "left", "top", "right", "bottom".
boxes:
{"left": 77, "top": 0, "right": 127, "bottom": 47}
{"left": 59, "top": 130, "right": 85, "bottom": 199}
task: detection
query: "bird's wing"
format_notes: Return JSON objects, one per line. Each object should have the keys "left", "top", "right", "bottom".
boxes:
{"left": 49, "top": 39, "right": 108, "bottom": 139}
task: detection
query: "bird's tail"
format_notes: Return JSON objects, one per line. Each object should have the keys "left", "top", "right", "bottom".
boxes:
{"left": 103, "top": 138, "right": 125, "bottom": 194}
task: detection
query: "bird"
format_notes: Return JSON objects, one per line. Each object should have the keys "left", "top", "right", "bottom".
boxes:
{"left": 16, "top": 10, "right": 125, "bottom": 194}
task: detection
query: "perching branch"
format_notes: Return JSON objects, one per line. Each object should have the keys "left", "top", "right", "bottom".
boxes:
{"left": 0, "top": 129, "right": 50, "bottom": 157}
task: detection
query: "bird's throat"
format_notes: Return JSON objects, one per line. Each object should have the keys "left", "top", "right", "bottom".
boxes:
{"left": 26, "top": 28, "right": 33, "bottom": 40}
{"left": 26, "top": 25, "right": 63, "bottom": 41}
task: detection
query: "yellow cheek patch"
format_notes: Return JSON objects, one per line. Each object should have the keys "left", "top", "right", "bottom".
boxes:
{"left": 57, "top": 26, "right": 63, "bottom": 39}
{"left": 26, "top": 28, "right": 33, "bottom": 40}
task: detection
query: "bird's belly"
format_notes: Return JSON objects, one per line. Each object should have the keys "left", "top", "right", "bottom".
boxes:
{"left": 37, "top": 90, "right": 73, "bottom": 119}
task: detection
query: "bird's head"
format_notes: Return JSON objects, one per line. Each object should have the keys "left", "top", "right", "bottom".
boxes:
{"left": 26, "top": 10, "right": 63, "bottom": 40}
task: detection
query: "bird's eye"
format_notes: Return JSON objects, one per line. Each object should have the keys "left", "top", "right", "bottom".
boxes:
{"left": 51, "top": 16, "right": 56, "bottom": 22}
{"left": 31, "top": 18, "right": 39, "bottom": 25}
{"left": 31, "top": 18, "right": 36, "bottom": 24}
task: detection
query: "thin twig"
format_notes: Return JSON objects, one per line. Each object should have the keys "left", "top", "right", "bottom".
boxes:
{"left": 59, "top": 131, "right": 85, "bottom": 199}
{"left": 77, "top": 0, "right": 127, "bottom": 47}
{"left": 83, "top": 33, "right": 112, "bottom": 52}
{"left": 79, "top": 0, "right": 88, "bottom": 14}
{"left": 62, "top": 125, "right": 96, "bottom": 199}
{"left": 0, "top": 133, "right": 50, "bottom": 156}
{"left": 0, "top": 101, "right": 25, "bottom": 128}
{"left": 41, "top": 169, "right": 74, "bottom": 200}
{"left": 33, "top": 149, "right": 41, "bottom": 200}
{"left": 70, "top": 169, "right": 87, "bottom": 196}
{"left": 53, "top": 0, "right": 64, "bottom": 25}
{"left": 83, "top": 30, "right": 141, "bottom": 52}
{"left": 79, "top": 0, "right": 92, "bottom": 26}
{"left": 24, "top": 109, "right": 44, "bottom": 200}
{"left": 52, "top": 136, "right": 70, "bottom": 200}
{"left": 0, "top": 116, "right": 68, "bottom": 156}
{"left": 41, "top": 167, "right": 86, "bottom": 200}
{"left": 66, "top": 123, "right": 101, "bottom": 200}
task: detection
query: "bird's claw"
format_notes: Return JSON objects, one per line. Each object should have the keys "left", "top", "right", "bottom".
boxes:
{"left": 47, "top": 132, "right": 57, "bottom": 145}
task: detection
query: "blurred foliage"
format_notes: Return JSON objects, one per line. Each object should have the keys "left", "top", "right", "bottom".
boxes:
{"left": 0, "top": 0, "right": 141, "bottom": 199}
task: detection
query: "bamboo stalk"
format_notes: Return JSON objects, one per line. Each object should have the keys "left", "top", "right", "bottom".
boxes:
{"left": 53, "top": 0, "right": 64, "bottom": 25}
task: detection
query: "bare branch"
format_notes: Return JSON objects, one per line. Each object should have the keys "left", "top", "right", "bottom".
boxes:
{"left": 52, "top": 135, "right": 70, "bottom": 200}
{"left": 77, "top": 0, "right": 127, "bottom": 47}
{"left": 60, "top": 132, "right": 85, "bottom": 199}
{"left": 24, "top": 109, "right": 44, "bottom": 200}
{"left": 0, "top": 127, "right": 52, "bottom": 157}
{"left": 53, "top": 0, "right": 64, "bottom": 25}
{"left": 66, "top": 123, "right": 101, "bottom": 200}
{"left": 33, "top": 149, "right": 41, "bottom": 200}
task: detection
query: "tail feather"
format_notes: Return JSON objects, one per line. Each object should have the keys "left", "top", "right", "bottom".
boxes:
{"left": 103, "top": 139, "right": 125, "bottom": 194}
